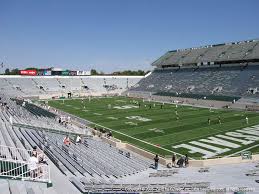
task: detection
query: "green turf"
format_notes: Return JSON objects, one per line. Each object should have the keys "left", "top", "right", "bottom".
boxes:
{"left": 46, "top": 96, "right": 259, "bottom": 158}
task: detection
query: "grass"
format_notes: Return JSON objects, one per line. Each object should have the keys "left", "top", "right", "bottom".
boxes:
{"left": 46, "top": 96, "right": 259, "bottom": 158}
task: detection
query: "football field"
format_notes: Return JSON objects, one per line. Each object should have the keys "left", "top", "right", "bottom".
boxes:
{"left": 47, "top": 96, "right": 259, "bottom": 159}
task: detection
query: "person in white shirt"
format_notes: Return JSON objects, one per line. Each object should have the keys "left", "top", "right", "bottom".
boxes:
{"left": 76, "top": 135, "right": 82, "bottom": 144}
{"left": 246, "top": 116, "right": 249, "bottom": 125}
{"left": 29, "top": 153, "right": 38, "bottom": 178}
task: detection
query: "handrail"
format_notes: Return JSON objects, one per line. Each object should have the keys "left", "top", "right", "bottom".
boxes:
{"left": 0, "top": 144, "right": 51, "bottom": 183}
{"left": 13, "top": 164, "right": 48, "bottom": 180}
{"left": 0, "top": 163, "right": 27, "bottom": 175}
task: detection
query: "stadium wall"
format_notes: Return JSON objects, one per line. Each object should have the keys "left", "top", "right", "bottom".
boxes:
{"left": 190, "top": 154, "right": 259, "bottom": 167}
{"left": 127, "top": 91, "right": 232, "bottom": 109}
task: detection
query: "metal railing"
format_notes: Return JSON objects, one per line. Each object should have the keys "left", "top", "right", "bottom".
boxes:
{"left": 0, "top": 145, "right": 51, "bottom": 183}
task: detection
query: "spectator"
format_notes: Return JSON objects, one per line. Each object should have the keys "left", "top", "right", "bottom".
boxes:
{"left": 126, "top": 152, "right": 131, "bottom": 158}
{"left": 32, "top": 146, "right": 38, "bottom": 156}
{"left": 29, "top": 152, "right": 38, "bottom": 178}
{"left": 172, "top": 154, "right": 176, "bottom": 167}
{"left": 76, "top": 135, "right": 82, "bottom": 144}
{"left": 154, "top": 154, "right": 159, "bottom": 169}
{"left": 63, "top": 135, "right": 71, "bottom": 146}
{"left": 107, "top": 131, "right": 112, "bottom": 138}
{"left": 177, "top": 157, "right": 185, "bottom": 168}
{"left": 184, "top": 154, "right": 189, "bottom": 167}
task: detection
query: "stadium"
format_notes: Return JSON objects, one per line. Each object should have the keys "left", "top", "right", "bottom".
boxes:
{"left": 0, "top": 39, "right": 259, "bottom": 193}
{"left": 1, "top": 1, "right": 259, "bottom": 193}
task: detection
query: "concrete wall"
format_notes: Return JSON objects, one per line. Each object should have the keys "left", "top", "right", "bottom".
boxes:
{"left": 190, "top": 154, "right": 259, "bottom": 167}
{"left": 127, "top": 92, "right": 231, "bottom": 109}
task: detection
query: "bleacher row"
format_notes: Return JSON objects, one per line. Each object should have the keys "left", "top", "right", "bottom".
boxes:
{"left": 152, "top": 39, "right": 259, "bottom": 67}
{"left": 69, "top": 177, "right": 210, "bottom": 193}
{"left": 0, "top": 76, "right": 142, "bottom": 97}
{"left": 130, "top": 64, "right": 259, "bottom": 98}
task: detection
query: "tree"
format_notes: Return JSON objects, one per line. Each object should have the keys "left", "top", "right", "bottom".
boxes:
{"left": 111, "top": 70, "right": 147, "bottom": 76}
{"left": 10, "top": 68, "right": 19, "bottom": 75}
{"left": 5, "top": 68, "right": 10, "bottom": 75}
{"left": 91, "top": 69, "right": 99, "bottom": 75}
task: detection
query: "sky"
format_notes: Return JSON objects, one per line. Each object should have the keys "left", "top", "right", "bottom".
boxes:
{"left": 0, "top": 0, "right": 259, "bottom": 73}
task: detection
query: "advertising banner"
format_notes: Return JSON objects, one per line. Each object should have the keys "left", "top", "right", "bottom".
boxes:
{"left": 19, "top": 70, "right": 37, "bottom": 76}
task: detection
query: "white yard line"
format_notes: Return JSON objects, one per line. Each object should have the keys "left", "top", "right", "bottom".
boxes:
{"left": 160, "top": 128, "right": 224, "bottom": 147}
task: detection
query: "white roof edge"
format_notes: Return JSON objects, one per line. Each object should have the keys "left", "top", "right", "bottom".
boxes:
{"left": 144, "top": 72, "right": 152, "bottom": 77}
{"left": 0, "top": 75, "right": 145, "bottom": 78}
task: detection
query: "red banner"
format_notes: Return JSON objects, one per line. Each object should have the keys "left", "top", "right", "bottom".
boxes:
{"left": 19, "top": 70, "right": 37, "bottom": 76}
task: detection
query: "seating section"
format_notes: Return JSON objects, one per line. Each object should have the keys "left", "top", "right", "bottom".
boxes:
{"left": 0, "top": 94, "right": 151, "bottom": 193}
{"left": 130, "top": 64, "right": 259, "bottom": 98}
{"left": 152, "top": 40, "right": 259, "bottom": 67}
{"left": 28, "top": 130, "right": 150, "bottom": 178}
{"left": 0, "top": 76, "right": 142, "bottom": 97}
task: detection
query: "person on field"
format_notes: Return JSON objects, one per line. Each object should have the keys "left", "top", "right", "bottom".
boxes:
{"left": 208, "top": 118, "right": 211, "bottom": 125}
{"left": 245, "top": 116, "right": 249, "bottom": 124}
{"left": 154, "top": 154, "right": 159, "bottom": 169}
{"left": 218, "top": 116, "right": 221, "bottom": 124}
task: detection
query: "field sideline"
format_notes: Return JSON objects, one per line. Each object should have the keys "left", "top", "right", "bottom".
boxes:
{"left": 47, "top": 96, "right": 259, "bottom": 159}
